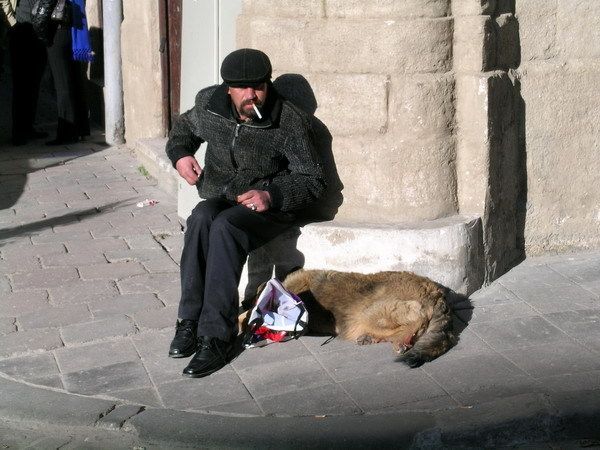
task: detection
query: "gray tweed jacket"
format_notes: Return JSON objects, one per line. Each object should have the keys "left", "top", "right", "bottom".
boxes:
{"left": 166, "top": 83, "right": 326, "bottom": 213}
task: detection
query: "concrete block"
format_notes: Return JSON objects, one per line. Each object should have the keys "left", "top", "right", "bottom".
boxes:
{"left": 310, "top": 18, "right": 453, "bottom": 74}
{"left": 341, "top": 369, "right": 446, "bottom": 413}
{"left": 515, "top": 0, "right": 556, "bottom": 17}
{"left": 63, "top": 237, "right": 129, "bottom": 254}
{"left": 455, "top": 74, "right": 491, "bottom": 216}
{"left": 241, "top": 0, "right": 324, "bottom": 18}
{"left": 237, "top": 355, "right": 332, "bottom": 399}
{"left": 236, "top": 16, "right": 310, "bottom": 73}
{"left": 0, "top": 291, "right": 50, "bottom": 318}
{"left": 232, "top": 338, "right": 312, "bottom": 370}
{"left": 133, "top": 305, "right": 178, "bottom": 330}
{"left": 517, "top": 5, "right": 558, "bottom": 62}
{"left": 453, "top": 16, "right": 494, "bottom": 72}
{"left": 451, "top": 0, "right": 496, "bottom": 16}
{"left": 257, "top": 383, "right": 361, "bottom": 416}
{"left": 501, "top": 341, "right": 600, "bottom": 378}
{"left": 158, "top": 372, "right": 253, "bottom": 410}
{"left": 41, "top": 251, "right": 108, "bottom": 267}
{"left": 0, "top": 328, "right": 63, "bottom": 358}
{"left": 47, "top": 280, "right": 120, "bottom": 304}
{"left": 0, "top": 275, "right": 10, "bottom": 294}
{"left": 324, "top": 0, "right": 450, "bottom": 18}
{"left": 54, "top": 339, "right": 140, "bottom": 373}
{"left": 109, "top": 387, "right": 162, "bottom": 408}
{"left": 60, "top": 316, "right": 136, "bottom": 345}
{"left": 87, "top": 293, "right": 164, "bottom": 318}
{"left": 331, "top": 135, "right": 458, "bottom": 222}
{"left": 469, "top": 316, "right": 566, "bottom": 351}
{"left": 117, "top": 273, "right": 180, "bottom": 294}
{"left": 388, "top": 73, "right": 455, "bottom": 139}
{"left": 422, "top": 352, "right": 527, "bottom": 395}
{"left": 557, "top": 1, "right": 600, "bottom": 58}
{"left": 63, "top": 361, "right": 152, "bottom": 395}
{"left": 78, "top": 261, "right": 148, "bottom": 281}
{"left": 296, "top": 215, "right": 484, "bottom": 294}
{"left": 0, "top": 353, "right": 59, "bottom": 380}
{"left": 0, "top": 376, "right": 117, "bottom": 426}
{"left": 239, "top": 17, "right": 452, "bottom": 75}
{"left": 11, "top": 267, "right": 80, "bottom": 290}
{"left": 96, "top": 404, "right": 144, "bottom": 431}
{"left": 306, "top": 73, "right": 388, "bottom": 137}
{"left": 1, "top": 242, "right": 66, "bottom": 262}
{"left": 543, "top": 309, "right": 600, "bottom": 340}
{"left": 0, "top": 318, "right": 16, "bottom": 335}
{"left": 18, "top": 304, "right": 92, "bottom": 330}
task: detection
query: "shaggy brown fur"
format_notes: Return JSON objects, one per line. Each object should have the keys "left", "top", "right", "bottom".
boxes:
{"left": 240, "top": 269, "right": 457, "bottom": 367}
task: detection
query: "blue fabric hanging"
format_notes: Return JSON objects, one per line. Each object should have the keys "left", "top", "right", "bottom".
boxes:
{"left": 70, "top": 0, "right": 93, "bottom": 62}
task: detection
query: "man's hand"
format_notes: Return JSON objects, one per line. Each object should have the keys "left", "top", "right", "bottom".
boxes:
{"left": 175, "top": 156, "right": 202, "bottom": 185}
{"left": 237, "top": 190, "right": 271, "bottom": 213}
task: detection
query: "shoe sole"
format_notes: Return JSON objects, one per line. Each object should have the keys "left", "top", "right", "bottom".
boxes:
{"left": 181, "top": 365, "right": 223, "bottom": 378}
{"left": 168, "top": 349, "right": 196, "bottom": 358}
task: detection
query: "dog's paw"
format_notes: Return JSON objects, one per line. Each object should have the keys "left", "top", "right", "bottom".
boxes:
{"left": 356, "top": 334, "right": 374, "bottom": 346}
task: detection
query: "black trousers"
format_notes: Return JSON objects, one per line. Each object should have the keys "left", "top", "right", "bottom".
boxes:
{"left": 8, "top": 22, "right": 47, "bottom": 141}
{"left": 179, "top": 198, "right": 297, "bottom": 342}
{"left": 46, "top": 26, "right": 90, "bottom": 139}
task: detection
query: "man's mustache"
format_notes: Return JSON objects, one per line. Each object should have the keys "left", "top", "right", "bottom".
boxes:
{"left": 242, "top": 99, "right": 263, "bottom": 108}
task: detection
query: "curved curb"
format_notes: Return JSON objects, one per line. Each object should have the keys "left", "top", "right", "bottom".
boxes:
{"left": 2, "top": 374, "right": 599, "bottom": 448}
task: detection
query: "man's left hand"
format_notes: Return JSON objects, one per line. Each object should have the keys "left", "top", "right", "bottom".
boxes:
{"left": 237, "top": 190, "right": 271, "bottom": 213}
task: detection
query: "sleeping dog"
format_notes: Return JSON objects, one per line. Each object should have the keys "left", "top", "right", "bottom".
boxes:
{"left": 240, "top": 268, "right": 456, "bottom": 367}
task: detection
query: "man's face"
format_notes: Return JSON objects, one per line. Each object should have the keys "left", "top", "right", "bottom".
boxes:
{"left": 228, "top": 83, "right": 268, "bottom": 120}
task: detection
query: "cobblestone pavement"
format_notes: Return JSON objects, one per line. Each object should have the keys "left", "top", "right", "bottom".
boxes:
{"left": 1, "top": 80, "right": 600, "bottom": 448}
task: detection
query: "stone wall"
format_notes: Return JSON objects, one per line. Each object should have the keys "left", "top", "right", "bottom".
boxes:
{"left": 516, "top": 0, "right": 600, "bottom": 254}
{"left": 237, "top": 0, "right": 526, "bottom": 284}
{"left": 237, "top": 0, "right": 458, "bottom": 223}
{"left": 121, "top": 0, "right": 164, "bottom": 143}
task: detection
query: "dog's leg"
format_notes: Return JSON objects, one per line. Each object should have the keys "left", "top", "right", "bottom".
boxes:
{"left": 356, "top": 334, "right": 382, "bottom": 345}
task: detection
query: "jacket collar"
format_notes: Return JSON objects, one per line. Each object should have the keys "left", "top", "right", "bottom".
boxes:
{"left": 205, "top": 82, "right": 282, "bottom": 128}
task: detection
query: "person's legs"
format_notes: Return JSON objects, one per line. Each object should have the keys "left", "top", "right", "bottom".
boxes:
{"left": 169, "top": 198, "right": 231, "bottom": 358}
{"left": 9, "top": 23, "right": 46, "bottom": 145}
{"left": 178, "top": 198, "right": 233, "bottom": 320}
{"left": 46, "top": 26, "right": 78, "bottom": 143}
{"left": 183, "top": 206, "right": 296, "bottom": 377}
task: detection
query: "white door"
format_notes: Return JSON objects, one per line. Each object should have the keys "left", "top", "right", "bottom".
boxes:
{"left": 178, "top": 0, "right": 243, "bottom": 219}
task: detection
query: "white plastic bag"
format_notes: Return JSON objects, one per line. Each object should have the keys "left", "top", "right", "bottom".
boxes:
{"left": 243, "top": 278, "right": 308, "bottom": 348}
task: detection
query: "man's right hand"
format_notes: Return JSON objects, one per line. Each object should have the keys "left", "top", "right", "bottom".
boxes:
{"left": 175, "top": 156, "right": 202, "bottom": 185}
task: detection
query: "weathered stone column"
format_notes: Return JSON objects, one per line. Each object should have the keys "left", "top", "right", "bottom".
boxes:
{"left": 238, "top": 0, "right": 456, "bottom": 223}
{"left": 237, "top": 0, "right": 485, "bottom": 294}
{"left": 454, "top": 0, "right": 525, "bottom": 282}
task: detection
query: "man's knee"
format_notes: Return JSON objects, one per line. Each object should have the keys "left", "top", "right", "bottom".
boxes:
{"left": 186, "top": 200, "right": 225, "bottom": 230}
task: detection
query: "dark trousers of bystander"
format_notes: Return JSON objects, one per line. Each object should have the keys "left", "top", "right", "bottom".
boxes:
{"left": 46, "top": 25, "right": 89, "bottom": 142}
{"left": 8, "top": 22, "right": 47, "bottom": 145}
{"left": 178, "top": 198, "right": 298, "bottom": 342}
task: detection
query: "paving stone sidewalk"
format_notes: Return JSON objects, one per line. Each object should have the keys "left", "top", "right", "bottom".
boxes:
{"left": 2, "top": 85, "right": 600, "bottom": 446}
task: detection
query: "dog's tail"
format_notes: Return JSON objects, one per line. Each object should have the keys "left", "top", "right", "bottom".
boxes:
{"left": 398, "top": 296, "right": 457, "bottom": 368}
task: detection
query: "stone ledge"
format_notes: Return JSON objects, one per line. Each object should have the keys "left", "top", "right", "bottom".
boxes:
{"left": 130, "top": 138, "right": 177, "bottom": 197}
{"left": 248, "top": 214, "right": 485, "bottom": 296}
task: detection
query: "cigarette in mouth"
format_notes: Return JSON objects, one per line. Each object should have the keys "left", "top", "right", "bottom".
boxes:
{"left": 252, "top": 103, "right": 262, "bottom": 119}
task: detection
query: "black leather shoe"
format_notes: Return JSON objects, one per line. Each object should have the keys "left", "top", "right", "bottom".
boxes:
{"left": 168, "top": 319, "right": 198, "bottom": 358}
{"left": 182, "top": 336, "right": 232, "bottom": 378}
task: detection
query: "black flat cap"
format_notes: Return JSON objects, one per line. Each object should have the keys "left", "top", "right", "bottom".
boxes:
{"left": 220, "top": 48, "right": 272, "bottom": 87}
